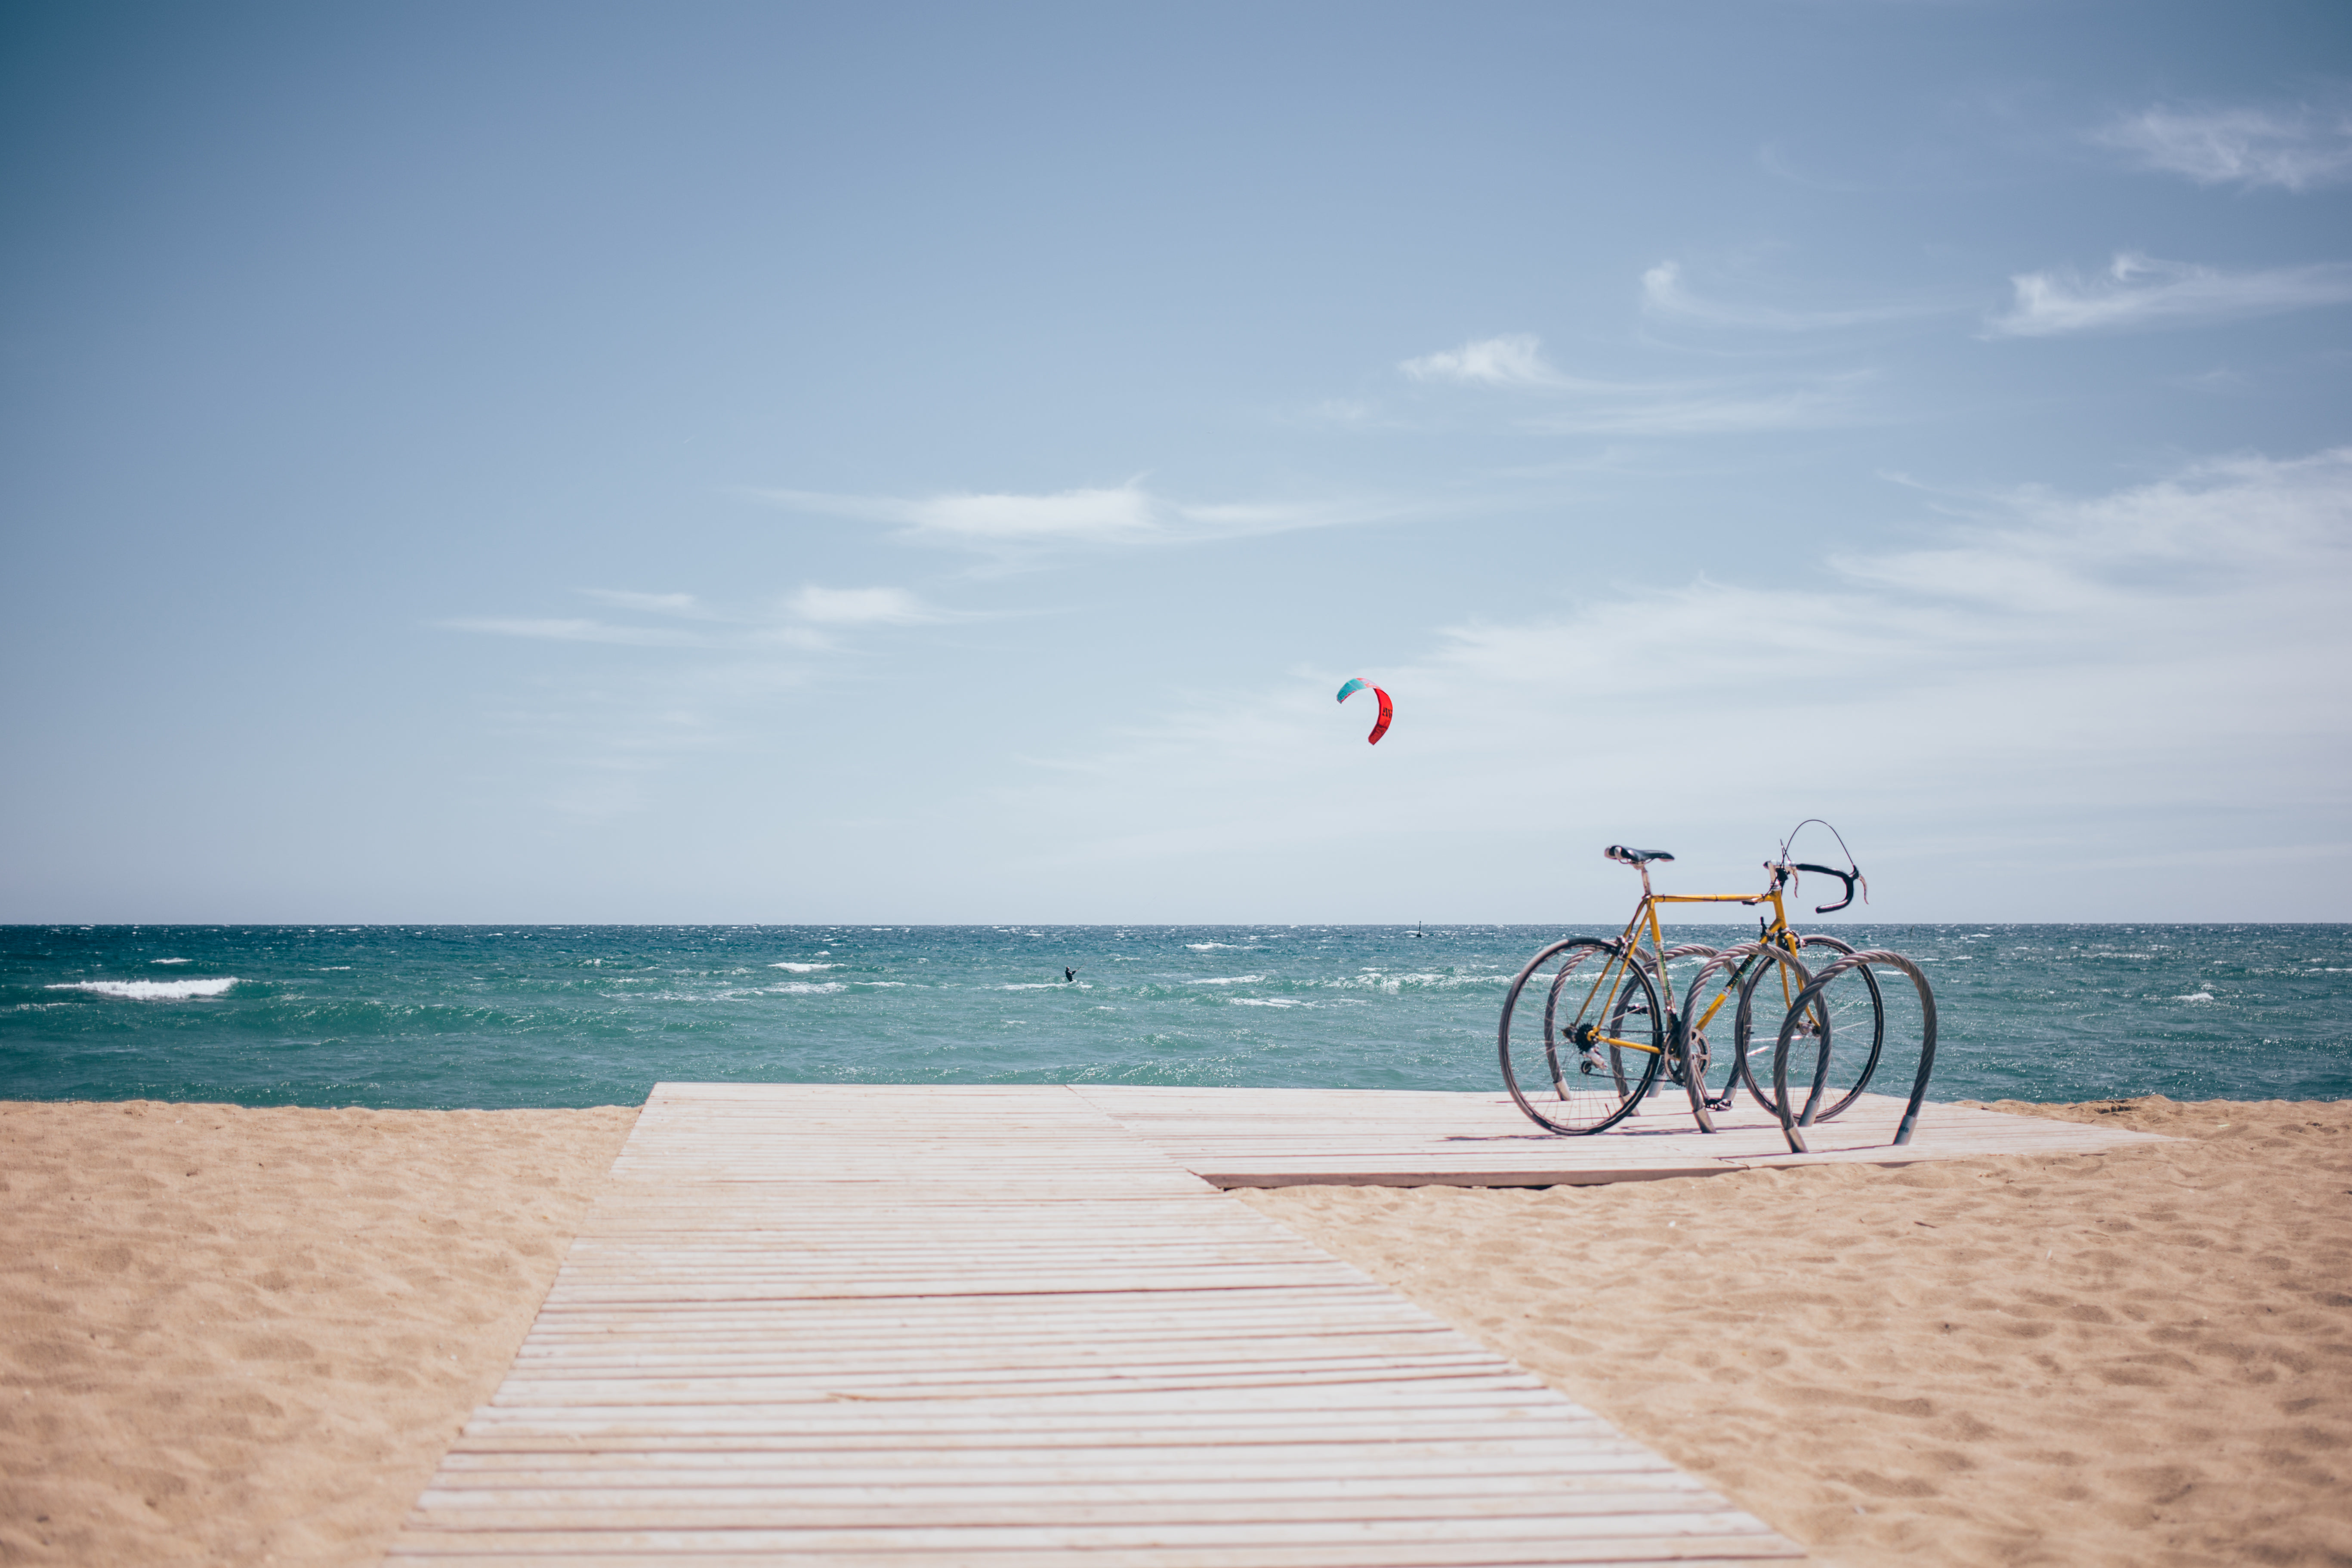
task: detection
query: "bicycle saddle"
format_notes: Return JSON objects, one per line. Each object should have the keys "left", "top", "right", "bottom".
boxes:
{"left": 1604, "top": 845, "right": 1674, "bottom": 865}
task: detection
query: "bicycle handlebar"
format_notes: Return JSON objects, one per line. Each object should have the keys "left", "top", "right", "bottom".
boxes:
{"left": 1793, "top": 863, "right": 1859, "bottom": 914}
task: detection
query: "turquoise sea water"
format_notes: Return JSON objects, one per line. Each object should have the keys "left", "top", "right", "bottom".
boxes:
{"left": 3, "top": 924, "right": 2346, "bottom": 1109}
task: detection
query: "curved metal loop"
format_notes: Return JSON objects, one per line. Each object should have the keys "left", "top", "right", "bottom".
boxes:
{"left": 1627, "top": 942, "right": 1718, "bottom": 984}
{"left": 1673, "top": 940, "right": 1810, "bottom": 1134}
{"left": 1770, "top": 949, "right": 1938, "bottom": 1156}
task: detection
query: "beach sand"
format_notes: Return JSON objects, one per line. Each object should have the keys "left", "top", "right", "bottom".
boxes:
{"left": 0, "top": 1100, "right": 636, "bottom": 1567}
{"left": 3, "top": 1096, "right": 2346, "bottom": 1567}
{"left": 1241, "top": 1097, "right": 2352, "bottom": 1568}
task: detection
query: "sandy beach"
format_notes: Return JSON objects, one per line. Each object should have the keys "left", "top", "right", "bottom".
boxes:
{"left": 0, "top": 1101, "right": 637, "bottom": 1566}
{"left": 1244, "top": 1097, "right": 2352, "bottom": 1568}
{"left": 4, "top": 1095, "right": 2347, "bottom": 1567}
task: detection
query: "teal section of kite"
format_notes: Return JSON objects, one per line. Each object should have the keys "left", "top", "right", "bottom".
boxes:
{"left": 1335, "top": 678, "right": 1367, "bottom": 703}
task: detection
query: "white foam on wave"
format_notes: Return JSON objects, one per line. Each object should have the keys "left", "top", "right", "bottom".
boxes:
{"left": 769, "top": 982, "right": 845, "bottom": 996}
{"left": 1328, "top": 970, "right": 1507, "bottom": 992}
{"left": 2173, "top": 991, "right": 2216, "bottom": 1003}
{"left": 1185, "top": 942, "right": 1244, "bottom": 951}
{"left": 770, "top": 962, "right": 837, "bottom": 972}
{"left": 50, "top": 978, "right": 238, "bottom": 1001}
{"left": 151, "top": 957, "right": 190, "bottom": 965}
{"left": 998, "top": 982, "right": 1080, "bottom": 991}
{"left": 1232, "top": 997, "right": 1309, "bottom": 1009}
{"left": 1191, "top": 974, "right": 1267, "bottom": 986}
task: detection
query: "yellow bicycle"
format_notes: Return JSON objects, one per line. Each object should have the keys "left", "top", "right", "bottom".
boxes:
{"left": 1498, "top": 822, "right": 1888, "bottom": 1136}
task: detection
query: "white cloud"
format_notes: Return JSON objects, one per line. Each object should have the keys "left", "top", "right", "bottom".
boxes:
{"left": 1398, "top": 334, "right": 1568, "bottom": 389}
{"left": 1640, "top": 260, "right": 1949, "bottom": 331}
{"left": 787, "top": 585, "right": 942, "bottom": 626}
{"left": 447, "top": 577, "right": 955, "bottom": 656}
{"left": 762, "top": 482, "right": 1423, "bottom": 549}
{"left": 443, "top": 617, "right": 709, "bottom": 647}
{"left": 750, "top": 625, "right": 840, "bottom": 651}
{"left": 1836, "top": 447, "right": 2352, "bottom": 612}
{"left": 1395, "top": 322, "right": 1870, "bottom": 433}
{"left": 2095, "top": 105, "right": 2352, "bottom": 191}
{"left": 1986, "top": 252, "right": 2352, "bottom": 337}
{"left": 762, "top": 484, "right": 1159, "bottom": 543}
{"left": 910, "top": 486, "right": 1160, "bottom": 542}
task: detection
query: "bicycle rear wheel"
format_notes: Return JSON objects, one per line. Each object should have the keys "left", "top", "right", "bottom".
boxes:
{"left": 1737, "top": 933, "right": 1885, "bottom": 1123}
{"left": 1665, "top": 945, "right": 1759, "bottom": 1114}
{"left": 1681, "top": 942, "right": 1810, "bottom": 1117}
{"left": 1500, "top": 938, "right": 1664, "bottom": 1135}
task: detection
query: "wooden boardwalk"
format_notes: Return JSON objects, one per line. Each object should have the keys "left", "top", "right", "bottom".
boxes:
{"left": 1071, "top": 1086, "right": 2170, "bottom": 1187}
{"left": 386, "top": 1084, "right": 1809, "bottom": 1566}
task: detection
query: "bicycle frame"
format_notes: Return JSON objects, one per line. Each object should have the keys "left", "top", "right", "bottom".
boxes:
{"left": 1556, "top": 861, "right": 1803, "bottom": 1065}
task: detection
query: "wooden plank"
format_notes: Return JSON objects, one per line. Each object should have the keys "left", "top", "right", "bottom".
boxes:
{"left": 426, "top": 1460, "right": 1713, "bottom": 1488}
{"left": 389, "top": 1549, "right": 1800, "bottom": 1568}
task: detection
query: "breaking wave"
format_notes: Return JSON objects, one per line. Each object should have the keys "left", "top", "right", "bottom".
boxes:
{"left": 49, "top": 978, "right": 238, "bottom": 1001}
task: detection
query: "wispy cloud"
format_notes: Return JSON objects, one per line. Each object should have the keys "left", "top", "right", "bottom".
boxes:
{"left": 448, "top": 580, "right": 958, "bottom": 651}
{"left": 998, "top": 448, "right": 2352, "bottom": 909}
{"left": 762, "top": 482, "right": 1423, "bottom": 549}
{"left": 443, "top": 617, "right": 710, "bottom": 647}
{"left": 578, "top": 589, "right": 709, "bottom": 617}
{"left": 1395, "top": 327, "right": 1872, "bottom": 434}
{"left": 1521, "top": 374, "right": 1871, "bottom": 435}
{"left": 1835, "top": 447, "right": 2352, "bottom": 609}
{"left": 760, "top": 484, "right": 1156, "bottom": 543}
{"left": 1296, "top": 397, "right": 1380, "bottom": 425}
{"left": 445, "top": 581, "right": 959, "bottom": 820}
{"left": 1398, "top": 334, "right": 1571, "bottom": 389}
{"left": 786, "top": 585, "right": 944, "bottom": 626}
{"left": 1986, "top": 252, "right": 2352, "bottom": 337}
{"left": 1640, "top": 260, "right": 1950, "bottom": 331}
{"left": 2094, "top": 105, "right": 2352, "bottom": 191}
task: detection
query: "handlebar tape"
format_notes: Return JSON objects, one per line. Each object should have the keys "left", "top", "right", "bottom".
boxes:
{"left": 1793, "top": 863, "right": 1858, "bottom": 914}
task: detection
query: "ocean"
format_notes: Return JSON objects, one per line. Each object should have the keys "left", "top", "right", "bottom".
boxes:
{"left": 3, "top": 924, "right": 2346, "bottom": 1110}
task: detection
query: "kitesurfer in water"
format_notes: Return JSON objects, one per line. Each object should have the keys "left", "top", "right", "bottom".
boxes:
{"left": 1065, "top": 967, "right": 1078, "bottom": 983}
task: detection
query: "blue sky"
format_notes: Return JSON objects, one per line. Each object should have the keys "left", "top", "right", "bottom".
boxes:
{"left": 4, "top": 0, "right": 2349, "bottom": 923}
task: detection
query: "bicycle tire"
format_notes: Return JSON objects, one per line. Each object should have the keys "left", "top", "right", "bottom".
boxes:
{"left": 1500, "top": 937, "right": 1664, "bottom": 1135}
{"left": 1736, "top": 933, "right": 1884, "bottom": 1123}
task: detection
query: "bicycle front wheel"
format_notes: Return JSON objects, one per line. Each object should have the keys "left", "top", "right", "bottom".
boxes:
{"left": 1500, "top": 937, "right": 1664, "bottom": 1135}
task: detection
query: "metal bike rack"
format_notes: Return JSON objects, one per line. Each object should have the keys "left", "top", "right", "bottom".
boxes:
{"left": 1672, "top": 938, "right": 1811, "bottom": 1135}
{"left": 1770, "top": 949, "right": 1938, "bottom": 1155}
